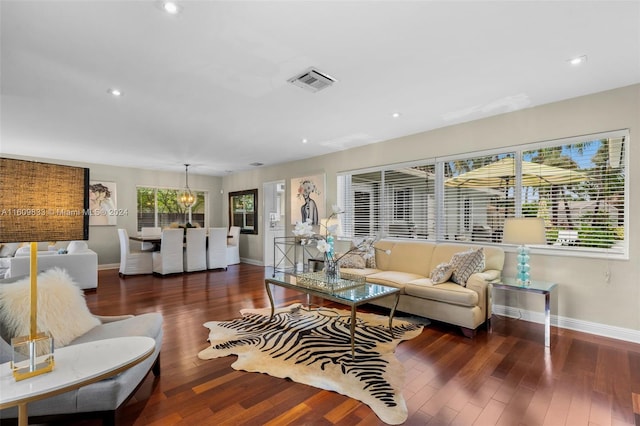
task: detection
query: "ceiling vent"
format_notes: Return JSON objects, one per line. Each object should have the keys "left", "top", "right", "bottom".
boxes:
{"left": 287, "top": 67, "right": 336, "bottom": 93}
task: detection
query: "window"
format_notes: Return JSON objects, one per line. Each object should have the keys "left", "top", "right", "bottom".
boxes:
{"left": 338, "top": 163, "right": 436, "bottom": 239}
{"left": 338, "top": 129, "right": 628, "bottom": 258}
{"left": 137, "top": 187, "right": 207, "bottom": 231}
{"left": 229, "top": 189, "right": 258, "bottom": 234}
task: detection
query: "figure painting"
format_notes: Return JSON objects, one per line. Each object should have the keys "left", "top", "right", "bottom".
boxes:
{"left": 89, "top": 181, "right": 117, "bottom": 226}
{"left": 290, "top": 174, "right": 325, "bottom": 225}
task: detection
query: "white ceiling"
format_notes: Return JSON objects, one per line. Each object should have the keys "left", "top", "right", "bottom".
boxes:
{"left": 1, "top": 1, "right": 639, "bottom": 177}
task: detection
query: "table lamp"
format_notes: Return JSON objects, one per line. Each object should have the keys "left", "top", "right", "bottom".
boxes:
{"left": 502, "top": 217, "right": 546, "bottom": 286}
{"left": 0, "top": 158, "right": 89, "bottom": 380}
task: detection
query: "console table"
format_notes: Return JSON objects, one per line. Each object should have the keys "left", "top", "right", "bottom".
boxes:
{"left": 0, "top": 336, "right": 155, "bottom": 426}
{"left": 492, "top": 278, "right": 557, "bottom": 347}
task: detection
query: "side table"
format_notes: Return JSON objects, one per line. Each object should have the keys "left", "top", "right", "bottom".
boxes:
{"left": 0, "top": 336, "right": 155, "bottom": 426}
{"left": 492, "top": 277, "right": 557, "bottom": 347}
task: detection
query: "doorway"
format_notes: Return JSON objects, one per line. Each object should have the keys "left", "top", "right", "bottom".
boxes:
{"left": 263, "top": 180, "right": 285, "bottom": 266}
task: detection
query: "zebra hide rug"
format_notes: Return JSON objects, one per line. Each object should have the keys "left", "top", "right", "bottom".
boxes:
{"left": 198, "top": 303, "right": 423, "bottom": 425}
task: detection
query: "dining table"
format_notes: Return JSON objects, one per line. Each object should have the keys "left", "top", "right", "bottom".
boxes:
{"left": 129, "top": 233, "right": 231, "bottom": 251}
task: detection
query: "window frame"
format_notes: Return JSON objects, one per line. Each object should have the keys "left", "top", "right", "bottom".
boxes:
{"left": 338, "top": 129, "right": 629, "bottom": 260}
{"left": 136, "top": 185, "right": 208, "bottom": 231}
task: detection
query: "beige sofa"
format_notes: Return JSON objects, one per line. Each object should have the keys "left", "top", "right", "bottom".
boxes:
{"left": 340, "top": 240, "right": 504, "bottom": 336}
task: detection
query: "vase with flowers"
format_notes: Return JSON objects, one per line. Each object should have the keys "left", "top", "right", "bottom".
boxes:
{"left": 292, "top": 205, "right": 388, "bottom": 283}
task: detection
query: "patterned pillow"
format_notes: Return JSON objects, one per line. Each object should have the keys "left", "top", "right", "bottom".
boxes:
{"left": 337, "top": 253, "right": 366, "bottom": 269}
{"left": 365, "top": 251, "right": 377, "bottom": 269}
{"left": 430, "top": 262, "right": 453, "bottom": 284}
{"left": 449, "top": 248, "right": 485, "bottom": 287}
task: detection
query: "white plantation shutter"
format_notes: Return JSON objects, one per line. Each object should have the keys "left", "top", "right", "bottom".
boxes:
{"left": 338, "top": 163, "right": 435, "bottom": 239}
{"left": 337, "top": 130, "right": 627, "bottom": 258}
{"left": 442, "top": 153, "right": 515, "bottom": 243}
{"left": 523, "top": 134, "right": 626, "bottom": 251}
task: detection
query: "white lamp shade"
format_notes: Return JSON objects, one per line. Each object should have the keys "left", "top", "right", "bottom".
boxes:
{"left": 502, "top": 217, "right": 546, "bottom": 245}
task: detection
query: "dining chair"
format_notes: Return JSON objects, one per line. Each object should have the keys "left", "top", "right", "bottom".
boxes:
{"left": 118, "top": 229, "right": 153, "bottom": 276}
{"left": 207, "top": 227, "right": 228, "bottom": 270}
{"left": 152, "top": 229, "right": 184, "bottom": 275}
{"left": 140, "top": 227, "right": 162, "bottom": 251}
{"left": 183, "top": 228, "right": 207, "bottom": 272}
{"left": 226, "top": 226, "right": 241, "bottom": 265}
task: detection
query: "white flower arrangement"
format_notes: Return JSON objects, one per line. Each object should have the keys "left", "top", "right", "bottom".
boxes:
{"left": 292, "top": 205, "right": 389, "bottom": 264}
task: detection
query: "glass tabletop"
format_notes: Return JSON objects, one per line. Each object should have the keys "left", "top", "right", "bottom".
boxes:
{"left": 267, "top": 272, "right": 399, "bottom": 304}
{"left": 495, "top": 277, "right": 557, "bottom": 293}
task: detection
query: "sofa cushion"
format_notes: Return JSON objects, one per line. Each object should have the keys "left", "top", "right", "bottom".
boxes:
{"left": 377, "top": 240, "right": 435, "bottom": 277}
{"left": 67, "top": 240, "right": 89, "bottom": 253}
{"left": 405, "top": 281, "right": 479, "bottom": 307}
{"left": 339, "top": 267, "right": 381, "bottom": 277}
{"left": 449, "top": 248, "right": 484, "bottom": 286}
{"left": 0, "top": 268, "right": 100, "bottom": 348}
{"left": 365, "top": 270, "right": 426, "bottom": 291}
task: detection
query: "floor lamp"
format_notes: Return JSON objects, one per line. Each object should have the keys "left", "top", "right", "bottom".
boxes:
{"left": 502, "top": 217, "right": 547, "bottom": 286}
{"left": 0, "top": 158, "right": 89, "bottom": 380}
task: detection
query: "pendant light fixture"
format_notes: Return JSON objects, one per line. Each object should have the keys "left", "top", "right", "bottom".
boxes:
{"left": 178, "top": 163, "right": 196, "bottom": 208}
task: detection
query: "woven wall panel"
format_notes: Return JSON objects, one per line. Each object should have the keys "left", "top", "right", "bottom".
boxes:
{"left": 0, "top": 158, "right": 89, "bottom": 242}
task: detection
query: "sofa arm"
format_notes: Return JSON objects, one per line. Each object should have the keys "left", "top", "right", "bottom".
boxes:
{"left": 465, "top": 271, "right": 498, "bottom": 322}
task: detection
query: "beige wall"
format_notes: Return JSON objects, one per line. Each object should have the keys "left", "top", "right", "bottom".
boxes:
{"left": 223, "top": 84, "right": 640, "bottom": 331}
{"left": 1, "top": 156, "right": 223, "bottom": 265}
{"left": 5, "top": 84, "right": 638, "bottom": 332}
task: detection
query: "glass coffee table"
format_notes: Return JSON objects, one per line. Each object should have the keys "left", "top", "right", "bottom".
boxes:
{"left": 265, "top": 272, "right": 400, "bottom": 358}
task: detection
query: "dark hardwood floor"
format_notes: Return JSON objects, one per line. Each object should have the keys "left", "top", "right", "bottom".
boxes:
{"left": 27, "top": 265, "right": 640, "bottom": 425}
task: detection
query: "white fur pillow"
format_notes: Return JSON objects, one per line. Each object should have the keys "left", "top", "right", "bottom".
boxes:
{"left": 0, "top": 268, "right": 100, "bottom": 348}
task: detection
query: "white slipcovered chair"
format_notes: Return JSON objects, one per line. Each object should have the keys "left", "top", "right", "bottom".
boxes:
{"left": 207, "top": 227, "right": 228, "bottom": 270}
{"left": 140, "top": 226, "right": 162, "bottom": 251}
{"left": 183, "top": 227, "right": 207, "bottom": 272}
{"left": 226, "top": 226, "right": 241, "bottom": 265}
{"left": 118, "top": 229, "right": 153, "bottom": 276}
{"left": 152, "top": 229, "right": 184, "bottom": 275}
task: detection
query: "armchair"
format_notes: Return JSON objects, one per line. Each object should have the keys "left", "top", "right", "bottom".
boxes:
{"left": 0, "top": 272, "right": 163, "bottom": 424}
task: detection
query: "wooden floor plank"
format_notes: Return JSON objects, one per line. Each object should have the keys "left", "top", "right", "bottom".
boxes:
{"left": 6, "top": 264, "right": 638, "bottom": 426}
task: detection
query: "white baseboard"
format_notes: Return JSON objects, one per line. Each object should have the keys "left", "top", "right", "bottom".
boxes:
{"left": 240, "top": 257, "right": 263, "bottom": 266}
{"left": 492, "top": 304, "right": 640, "bottom": 344}
{"left": 98, "top": 263, "right": 119, "bottom": 271}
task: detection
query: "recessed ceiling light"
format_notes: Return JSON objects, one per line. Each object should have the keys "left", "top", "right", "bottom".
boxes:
{"left": 302, "top": 138, "right": 308, "bottom": 144}
{"left": 107, "top": 88, "right": 123, "bottom": 97}
{"left": 392, "top": 112, "right": 401, "bottom": 118}
{"left": 157, "top": 1, "right": 182, "bottom": 15}
{"left": 568, "top": 55, "right": 587, "bottom": 66}
{"left": 249, "top": 162, "right": 264, "bottom": 167}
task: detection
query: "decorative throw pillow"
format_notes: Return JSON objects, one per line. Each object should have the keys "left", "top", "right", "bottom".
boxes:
{"left": 0, "top": 242, "right": 20, "bottom": 258}
{"left": 365, "top": 251, "right": 377, "bottom": 269}
{"left": 449, "top": 248, "right": 485, "bottom": 287}
{"left": 430, "top": 262, "right": 453, "bottom": 284}
{"left": 66, "top": 240, "right": 89, "bottom": 253}
{"left": 0, "top": 268, "right": 100, "bottom": 348}
{"left": 337, "top": 253, "right": 366, "bottom": 269}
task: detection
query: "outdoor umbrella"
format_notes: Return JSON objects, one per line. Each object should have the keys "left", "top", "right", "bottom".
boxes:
{"left": 444, "top": 157, "right": 589, "bottom": 229}
{"left": 444, "top": 157, "right": 588, "bottom": 188}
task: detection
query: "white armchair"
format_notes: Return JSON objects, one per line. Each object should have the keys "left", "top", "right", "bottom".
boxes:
{"left": 152, "top": 229, "right": 184, "bottom": 275}
{"left": 118, "top": 229, "right": 153, "bottom": 277}
{"left": 207, "top": 227, "right": 228, "bottom": 270}
{"left": 183, "top": 228, "right": 207, "bottom": 272}
{"left": 226, "top": 226, "right": 241, "bottom": 265}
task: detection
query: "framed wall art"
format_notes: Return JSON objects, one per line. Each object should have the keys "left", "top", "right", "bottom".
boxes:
{"left": 290, "top": 174, "right": 325, "bottom": 225}
{"left": 89, "top": 181, "right": 117, "bottom": 226}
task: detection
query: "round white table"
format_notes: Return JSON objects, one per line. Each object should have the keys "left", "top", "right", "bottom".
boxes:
{"left": 0, "top": 336, "right": 155, "bottom": 426}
